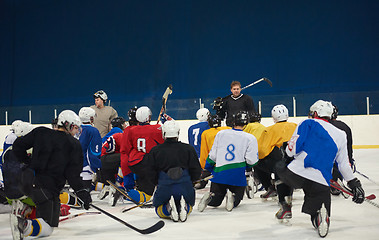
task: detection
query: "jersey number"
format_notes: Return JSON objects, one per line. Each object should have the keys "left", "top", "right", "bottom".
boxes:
{"left": 137, "top": 138, "right": 146, "bottom": 153}
{"left": 225, "top": 144, "right": 235, "bottom": 161}
{"left": 192, "top": 128, "right": 200, "bottom": 146}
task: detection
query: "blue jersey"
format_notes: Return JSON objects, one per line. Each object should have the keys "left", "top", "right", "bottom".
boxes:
{"left": 102, "top": 127, "right": 123, "bottom": 144}
{"left": 286, "top": 118, "right": 355, "bottom": 186}
{"left": 79, "top": 124, "right": 102, "bottom": 173}
{"left": 188, "top": 121, "right": 210, "bottom": 158}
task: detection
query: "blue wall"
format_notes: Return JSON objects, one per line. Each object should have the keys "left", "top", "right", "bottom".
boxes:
{"left": 1, "top": 1, "right": 379, "bottom": 122}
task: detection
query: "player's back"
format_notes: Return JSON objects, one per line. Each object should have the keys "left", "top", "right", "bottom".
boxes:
{"left": 127, "top": 124, "right": 164, "bottom": 165}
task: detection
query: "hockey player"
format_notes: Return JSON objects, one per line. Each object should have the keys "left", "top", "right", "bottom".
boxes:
{"left": 188, "top": 108, "right": 210, "bottom": 158}
{"left": 216, "top": 81, "right": 256, "bottom": 127}
{"left": 329, "top": 104, "right": 355, "bottom": 195}
{"left": 196, "top": 115, "right": 230, "bottom": 189}
{"left": 10, "top": 110, "right": 91, "bottom": 239}
{"left": 78, "top": 107, "right": 102, "bottom": 191}
{"left": 91, "top": 90, "right": 118, "bottom": 138}
{"left": 198, "top": 111, "right": 258, "bottom": 212}
{"left": 120, "top": 106, "right": 165, "bottom": 203}
{"left": 148, "top": 120, "right": 202, "bottom": 222}
{"left": 102, "top": 116, "right": 127, "bottom": 144}
{"left": 255, "top": 105, "right": 297, "bottom": 200}
{"left": 277, "top": 100, "right": 365, "bottom": 237}
{"left": 243, "top": 112, "right": 265, "bottom": 140}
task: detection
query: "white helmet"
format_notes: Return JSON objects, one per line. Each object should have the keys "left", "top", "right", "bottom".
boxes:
{"left": 10, "top": 120, "right": 23, "bottom": 133}
{"left": 14, "top": 122, "right": 34, "bottom": 137}
{"left": 309, "top": 100, "right": 333, "bottom": 118}
{"left": 271, "top": 104, "right": 289, "bottom": 123}
{"left": 58, "top": 110, "right": 82, "bottom": 130}
{"left": 93, "top": 90, "right": 108, "bottom": 102}
{"left": 162, "top": 120, "right": 180, "bottom": 138}
{"left": 196, "top": 108, "right": 210, "bottom": 122}
{"left": 79, "top": 107, "right": 96, "bottom": 123}
{"left": 136, "top": 106, "right": 152, "bottom": 123}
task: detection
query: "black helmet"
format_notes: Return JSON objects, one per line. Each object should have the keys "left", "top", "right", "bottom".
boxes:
{"left": 128, "top": 107, "right": 138, "bottom": 126}
{"left": 207, "top": 114, "right": 222, "bottom": 128}
{"left": 248, "top": 112, "right": 261, "bottom": 123}
{"left": 111, "top": 117, "right": 126, "bottom": 129}
{"left": 331, "top": 104, "right": 338, "bottom": 120}
{"left": 233, "top": 111, "right": 249, "bottom": 126}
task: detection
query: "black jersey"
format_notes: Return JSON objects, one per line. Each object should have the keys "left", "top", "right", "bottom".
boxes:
{"left": 12, "top": 127, "right": 84, "bottom": 195}
{"left": 147, "top": 138, "right": 202, "bottom": 185}
{"left": 219, "top": 94, "right": 256, "bottom": 126}
{"left": 329, "top": 119, "right": 353, "bottom": 163}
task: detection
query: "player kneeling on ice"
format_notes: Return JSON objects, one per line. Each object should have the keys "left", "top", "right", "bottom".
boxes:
{"left": 9, "top": 110, "right": 92, "bottom": 239}
{"left": 198, "top": 111, "right": 258, "bottom": 212}
{"left": 147, "top": 120, "right": 202, "bottom": 222}
{"left": 276, "top": 100, "right": 365, "bottom": 238}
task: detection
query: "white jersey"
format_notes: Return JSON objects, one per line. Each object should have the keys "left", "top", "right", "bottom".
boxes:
{"left": 286, "top": 118, "right": 355, "bottom": 186}
{"left": 207, "top": 128, "right": 258, "bottom": 186}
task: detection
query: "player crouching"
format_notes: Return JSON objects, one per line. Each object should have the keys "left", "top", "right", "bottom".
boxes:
{"left": 148, "top": 120, "right": 202, "bottom": 222}
{"left": 198, "top": 111, "right": 259, "bottom": 212}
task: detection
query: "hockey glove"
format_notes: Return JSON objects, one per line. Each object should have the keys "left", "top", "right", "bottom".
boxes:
{"left": 280, "top": 142, "right": 294, "bottom": 165}
{"left": 160, "top": 113, "right": 173, "bottom": 124}
{"left": 76, "top": 189, "right": 92, "bottom": 210}
{"left": 347, "top": 178, "right": 365, "bottom": 204}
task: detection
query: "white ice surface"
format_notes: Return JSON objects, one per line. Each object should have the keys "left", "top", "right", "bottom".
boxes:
{"left": 1, "top": 149, "right": 379, "bottom": 240}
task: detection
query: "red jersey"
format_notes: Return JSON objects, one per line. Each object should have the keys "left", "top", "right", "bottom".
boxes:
{"left": 101, "top": 132, "right": 123, "bottom": 155}
{"left": 120, "top": 124, "right": 164, "bottom": 176}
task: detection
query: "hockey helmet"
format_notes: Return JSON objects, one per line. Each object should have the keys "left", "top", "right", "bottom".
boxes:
{"left": 233, "top": 111, "right": 249, "bottom": 126}
{"left": 136, "top": 106, "right": 152, "bottom": 123}
{"left": 111, "top": 117, "right": 126, "bottom": 129}
{"left": 248, "top": 112, "right": 262, "bottom": 123}
{"left": 309, "top": 100, "right": 333, "bottom": 118}
{"left": 10, "top": 120, "right": 23, "bottom": 133}
{"left": 271, "top": 105, "right": 289, "bottom": 123}
{"left": 93, "top": 90, "right": 108, "bottom": 102}
{"left": 162, "top": 120, "right": 180, "bottom": 138}
{"left": 207, "top": 114, "right": 222, "bottom": 128}
{"left": 212, "top": 97, "right": 223, "bottom": 111}
{"left": 196, "top": 108, "right": 210, "bottom": 122}
{"left": 14, "top": 122, "right": 34, "bottom": 137}
{"left": 58, "top": 110, "right": 82, "bottom": 133}
{"left": 128, "top": 106, "right": 138, "bottom": 126}
{"left": 79, "top": 107, "right": 96, "bottom": 123}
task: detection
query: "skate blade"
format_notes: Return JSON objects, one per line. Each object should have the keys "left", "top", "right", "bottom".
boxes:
{"left": 261, "top": 196, "right": 278, "bottom": 202}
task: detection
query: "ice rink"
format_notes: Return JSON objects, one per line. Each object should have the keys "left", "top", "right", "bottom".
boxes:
{"left": 1, "top": 148, "right": 378, "bottom": 240}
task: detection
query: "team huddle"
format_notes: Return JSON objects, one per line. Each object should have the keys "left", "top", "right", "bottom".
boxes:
{"left": 0, "top": 84, "right": 365, "bottom": 239}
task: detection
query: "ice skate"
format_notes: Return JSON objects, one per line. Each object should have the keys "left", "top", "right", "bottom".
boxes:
{"left": 179, "top": 196, "right": 188, "bottom": 222}
{"left": 108, "top": 187, "right": 123, "bottom": 206}
{"left": 260, "top": 186, "right": 277, "bottom": 200}
{"left": 98, "top": 185, "right": 111, "bottom": 200}
{"left": 10, "top": 200, "right": 30, "bottom": 240}
{"left": 314, "top": 204, "right": 330, "bottom": 238}
{"left": 225, "top": 190, "right": 234, "bottom": 212}
{"left": 276, "top": 201, "right": 292, "bottom": 225}
{"left": 168, "top": 196, "right": 179, "bottom": 222}
{"left": 198, "top": 192, "right": 212, "bottom": 212}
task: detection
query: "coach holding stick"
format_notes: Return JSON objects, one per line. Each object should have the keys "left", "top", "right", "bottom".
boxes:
{"left": 215, "top": 81, "right": 256, "bottom": 127}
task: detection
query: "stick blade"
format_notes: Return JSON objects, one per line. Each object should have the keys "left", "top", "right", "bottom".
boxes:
{"left": 137, "top": 220, "right": 165, "bottom": 234}
{"left": 263, "top": 77, "right": 272, "bottom": 87}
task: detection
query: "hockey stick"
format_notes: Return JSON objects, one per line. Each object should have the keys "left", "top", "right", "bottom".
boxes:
{"left": 106, "top": 180, "right": 152, "bottom": 208}
{"left": 356, "top": 170, "right": 379, "bottom": 186}
{"left": 122, "top": 201, "right": 153, "bottom": 213}
{"left": 330, "top": 180, "right": 379, "bottom": 208}
{"left": 59, "top": 211, "right": 101, "bottom": 222}
{"left": 90, "top": 203, "right": 165, "bottom": 234}
{"left": 241, "top": 77, "right": 272, "bottom": 90}
{"left": 156, "top": 84, "right": 173, "bottom": 124}
{"left": 193, "top": 175, "right": 213, "bottom": 185}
